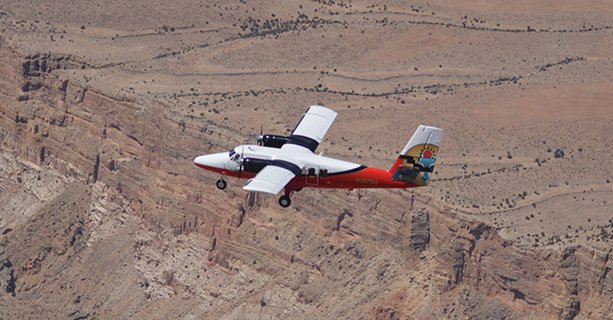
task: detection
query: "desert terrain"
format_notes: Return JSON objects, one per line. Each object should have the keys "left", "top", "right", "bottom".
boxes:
{"left": 0, "top": 0, "right": 611, "bottom": 319}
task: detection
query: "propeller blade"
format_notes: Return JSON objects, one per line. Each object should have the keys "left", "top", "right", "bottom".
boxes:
{"left": 239, "top": 146, "right": 244, "bottom": 178}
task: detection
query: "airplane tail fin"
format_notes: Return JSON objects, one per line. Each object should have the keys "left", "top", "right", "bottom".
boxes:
{"left": 389, "top": 125, "right": 443, "bottom": 186}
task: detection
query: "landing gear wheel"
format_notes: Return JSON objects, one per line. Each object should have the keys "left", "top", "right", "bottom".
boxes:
{"left": 278, "top": 195, "right": 291, "bottom": 208}
{"left": 216, "top": 178, "right": 227, "bottom": 190}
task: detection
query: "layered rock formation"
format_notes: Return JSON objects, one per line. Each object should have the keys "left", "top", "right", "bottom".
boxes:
{"left": 409, "top": 208, "right": 429, "bottom": 252}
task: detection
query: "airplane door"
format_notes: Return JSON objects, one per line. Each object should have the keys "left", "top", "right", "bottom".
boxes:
{"left": 304, "top": 166, "right": 319, "bottom": 186}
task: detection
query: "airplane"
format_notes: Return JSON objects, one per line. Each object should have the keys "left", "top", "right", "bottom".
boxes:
{"left": 194, "top": 105, "right": 443, "bottom": 207}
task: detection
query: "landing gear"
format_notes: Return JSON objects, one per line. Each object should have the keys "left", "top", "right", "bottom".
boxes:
{"left": 278, "top": 195, "right": 291, "bottom": 208}
{"left": 216, "top": 178, "right": 227, "bottom": 190}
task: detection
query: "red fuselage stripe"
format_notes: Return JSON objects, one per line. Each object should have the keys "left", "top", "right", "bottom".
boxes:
{"left": 195, "top": 163, "right": 416, "bottom": 189}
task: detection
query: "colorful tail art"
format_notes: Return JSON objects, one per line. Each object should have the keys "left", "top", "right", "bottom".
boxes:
{"left": 389, "top": 125, "right": 443, "bottom": 186}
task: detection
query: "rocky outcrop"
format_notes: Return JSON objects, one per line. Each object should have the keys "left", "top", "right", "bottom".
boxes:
{"left": 450, "top": 242, "right": 465, "bottom": 285}
{"left": 244, "top": 191, "right": 262, "bottom": 211}
{"left": 21, "top": 53, "right": 75, "bottom": 79}
{"left": 371, "top": 306, "right": 399, "bottom": 320}
{"left": 19, "top": 53, "right": 79, "bottom": 102}
{"left": 561, "top": 247, "right": 579, "bottom": 295}
{"left": 67, "top": 310, "right": 93, "bottom": 320}
{"left": 562, "top": 300, "right": 580, "bottom": 320}
{"left": 409, "top": 208, "right": 430, "bottom": 252}
{"left": 0, "top": 240, "right": 16, "bottom": 297}
{"left": 561, "top": 247, "right": 580, "bottom": 320}
{"left": 336, "top": 209, "right": 353, "bottom": 231}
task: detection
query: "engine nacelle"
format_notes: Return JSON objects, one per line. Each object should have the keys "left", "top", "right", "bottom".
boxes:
{"left": 242, "top": 158, "right": 271, "bottom": 173}
{"left": 258, "top": 134, "right": 291, "bottom": 148}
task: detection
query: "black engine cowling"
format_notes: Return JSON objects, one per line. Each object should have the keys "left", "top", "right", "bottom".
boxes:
{"left": 258, "top": 134, "right": 291, "bottom": 148}
{"left": 242, "top": 158, "right": 271, "bottom": 173}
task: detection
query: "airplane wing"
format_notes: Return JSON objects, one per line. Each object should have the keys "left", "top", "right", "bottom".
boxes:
{"left": 244, "top": 106, "right": 335, "bottom": 193}
{"left": 243, "top": 156, "right": 303, "bottom": 195}
{"left": 283, "top": 105, "right": 337, "bottom": 153}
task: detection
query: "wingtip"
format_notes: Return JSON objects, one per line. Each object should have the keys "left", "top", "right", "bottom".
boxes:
{"left": 242, "top": 185, "right": 278, "bottom": 195}
{"left": 308, "top": 105, "right": 337, "bottom": 117}
{"left": 243, "top": 179, "right": 281, "bottom": 195}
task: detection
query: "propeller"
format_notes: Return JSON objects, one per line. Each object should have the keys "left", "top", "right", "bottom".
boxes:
{"left": 238, "top": 145, "right": 244, "bottom": 178}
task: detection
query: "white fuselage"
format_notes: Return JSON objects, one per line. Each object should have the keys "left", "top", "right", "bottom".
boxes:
{"left": 226, "top": 144, "right": 362, "bottom": 175}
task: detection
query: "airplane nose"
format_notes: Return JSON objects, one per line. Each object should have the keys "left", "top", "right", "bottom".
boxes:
{"left": 194, "top": 153, "right": 228, "bottom": 169}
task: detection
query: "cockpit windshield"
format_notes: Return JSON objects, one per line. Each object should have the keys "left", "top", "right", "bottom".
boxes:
{"left": 229, "top": 149, "right": 240, "bottom": 161}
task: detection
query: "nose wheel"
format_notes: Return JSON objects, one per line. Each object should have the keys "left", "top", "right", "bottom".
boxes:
{"left": 216, "top": 178, "right": 227, "bottom": 190}
{"left": 278, "top": 195, "right": 291, "bottom": 208}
